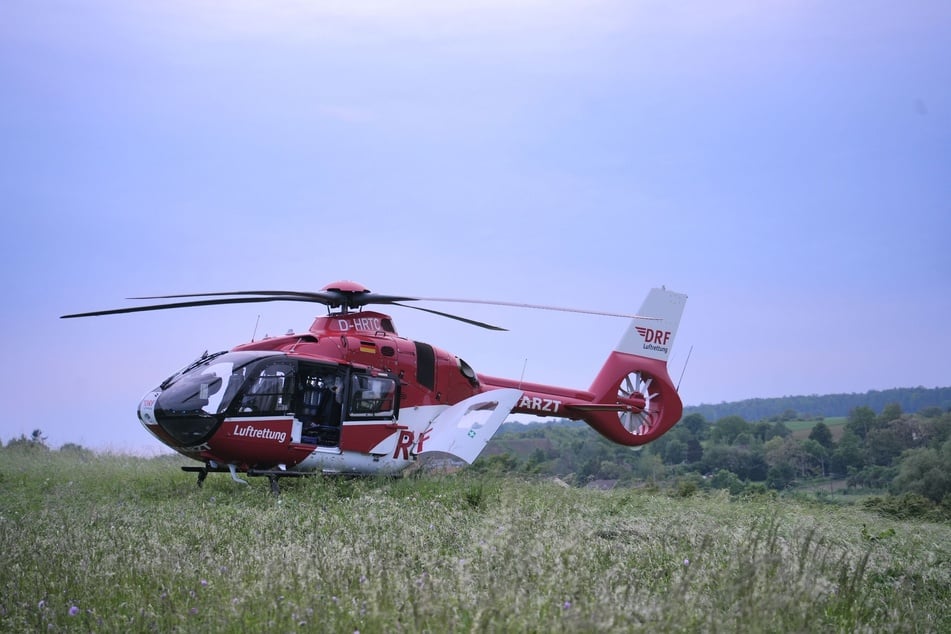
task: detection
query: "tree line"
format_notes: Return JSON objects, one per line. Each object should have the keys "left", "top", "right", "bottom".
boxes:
{"left": 474, "top": 402, "right": 951, "bottom": 517}
{"left": 683, "top": 386, "right": 951, "bottom": 423}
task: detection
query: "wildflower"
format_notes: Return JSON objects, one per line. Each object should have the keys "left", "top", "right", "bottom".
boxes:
{"left": 189, "top": 607, "right": 198, "bottom": 615}
{"left": 68, "top": 606, "right": 79, "bottom": 617}
{"left": 38, "top": 600, "right": 45, "bottom": 610}
{"left": 200, "top": 579, "right": 208, "bottom": 587}
{"left": 683, "top": 558, "right": 690, "bottom": 566}
{"left": 563, "top": 600, "right": 572, "bottom": 610}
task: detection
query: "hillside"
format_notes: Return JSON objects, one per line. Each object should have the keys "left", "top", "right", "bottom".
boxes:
{"left": 682, "top": 385, "right": 951, "bottom": 422}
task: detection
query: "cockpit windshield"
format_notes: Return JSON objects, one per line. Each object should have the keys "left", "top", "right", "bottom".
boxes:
{"left": 151, "top": 351, "right": 281, "bottom": 445}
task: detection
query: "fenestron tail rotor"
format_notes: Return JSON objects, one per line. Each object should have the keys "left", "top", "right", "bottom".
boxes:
{"left": 617, "top": 371, "right": 657, "bottom": 436}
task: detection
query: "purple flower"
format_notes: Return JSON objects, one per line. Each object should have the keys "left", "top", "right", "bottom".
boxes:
{"left": 189, "top": 607, "right": 198, "bottom": 615}
{"left": 37, "top": 600, "right": 45, "bottom": 610}
{"left": 562, "top": 600, "right": 572, "bottom": 610}
{"left": 68, "top": 606, "right": 79, "bottom": 617}
{"left": 200, "top": 579, "right": 208, "bottom": 587}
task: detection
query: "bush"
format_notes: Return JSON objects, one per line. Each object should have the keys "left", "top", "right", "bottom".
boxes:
{"left": 862, "top": 493, "right": 949, "bottom": 521}
{"left": 710, "top": 469, "right": 745, "bottom": 495}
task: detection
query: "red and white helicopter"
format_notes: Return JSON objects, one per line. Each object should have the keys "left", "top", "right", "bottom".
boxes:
{"left": 62, "top": 281, "right": 687, "bottom": 492}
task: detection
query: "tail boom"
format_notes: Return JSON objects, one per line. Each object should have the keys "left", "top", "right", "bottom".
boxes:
{"left": 480, "top": 286, "right": 687, "bottom": 447}
{"left": 478, "top": 288, "right": 687, "bottom": 446}
{"left": 478, "top": 355, "right": 681, "bottom": 446}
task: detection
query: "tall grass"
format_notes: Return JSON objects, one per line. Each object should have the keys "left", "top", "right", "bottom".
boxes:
{"left": 1, "top": 449, "right": 948, "bottom": 632}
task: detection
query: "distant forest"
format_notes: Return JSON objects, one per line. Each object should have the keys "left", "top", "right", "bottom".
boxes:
{"left": 682, "top": 386, "right": 951, "bottom": 422}
{"left": 482, "top": 384, "right": 951, "bottom": 511}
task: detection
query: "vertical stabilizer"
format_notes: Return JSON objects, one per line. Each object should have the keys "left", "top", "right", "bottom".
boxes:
{"left": 581, "top": 287, "right": 688, "bottom": 445}
{"left": 616, "top": 288, "right": 687, "bottom": 362}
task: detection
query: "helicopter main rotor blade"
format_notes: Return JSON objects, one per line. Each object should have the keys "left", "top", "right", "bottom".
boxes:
{"left": 413, "top": 297, "right": 660, "bottom": 320}
{"left": 128, "top": 290, "right": 418, "bottom": 309}
{"left": 60, "top": 295, "right": 326, "bottom": 319}
{"left": 391, "top": 303, "right": 507, "bottom": 331}
{"left": 129, "top": 290, "right": 335, "bottom": 300}
{"left": 61, "top": 283, "right": 649, "bottom": 328}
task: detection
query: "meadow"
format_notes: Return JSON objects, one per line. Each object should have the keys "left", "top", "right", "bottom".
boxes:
{"left": 1, "top": 449, "right": 948, "bottom": 633}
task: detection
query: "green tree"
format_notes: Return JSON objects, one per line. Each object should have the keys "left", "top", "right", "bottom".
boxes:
{"left": 830, "top": 431, "right": 866, "bottom": 476}
{"left": 662, "top": 438, "right": 686, "bottom": 465}
{"left": 867, "top": 418, "right": 920, "bottom": 466}
{"left": 470, "top": 453, "right": 518, "bottom": 474}
{"left": 6, "top": 429, "right": 49, "bottom": 451}
{"left": 679, "top": 413, "right": 710, "bottom": 439}
{"left": 846, "top": 406, "right": 876, "bottom": 440}
{"left": 848, "top": 465, "right": 897, "bottom": 490}
{"left": 633, "top": 453, "right": 665, "bottom": 483}
{"left": 879, "top": 402, "right": 903, "bottom": 425}
{"left": 685, "top": 438, "right": 703, "bottom": 463}
{"left": 710, "top": 469, "right": 744, "bottom": 495}
{"left": 524, "top": 448, "right": 547, "bottom": 473}
{"left": 891, "top": 439, "right": 951, "bottom": 503}
{"left": 801, "top": 438, "right": 830, "bottom": 477}
{"left": 59, "top": 442, "right": 94, "bottom": 461}
{"left": 766, "top": 463, "right": 796, "bottom": 490}
{"left": 710, "top": 415, "right": 751, "bottom": 445}
{"left": 700, "top": 445, "right": 767, "bottom": 481}
{"left": 808, "top": 421, "right": 834, "bottom": 449}
{"left": 764, "top": 436, "right": 808, "bottom": 476}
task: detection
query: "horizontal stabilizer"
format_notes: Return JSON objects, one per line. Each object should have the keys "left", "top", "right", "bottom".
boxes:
{"left": 417, "top": 389, "right": 522, "bottom": 464}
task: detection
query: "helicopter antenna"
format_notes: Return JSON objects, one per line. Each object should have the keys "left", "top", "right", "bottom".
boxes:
{"left": 251, "top": 314, "right": 261, "bottom": 342}
{"left": 676, "top": 345, "right": 693, "bottom": 392}
{"left": 519, "top": 358, "right": 528, "bottom": 389}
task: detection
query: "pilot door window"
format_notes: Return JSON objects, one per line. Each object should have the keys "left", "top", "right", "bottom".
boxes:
{"left": 237, "top": 361, "right": 295, "bottom": 416}
{"left": 299, "top": 372, "right": 344, "bottom": 447}
{"left": 349, "top": 375, "right": 397, "bottom": 419}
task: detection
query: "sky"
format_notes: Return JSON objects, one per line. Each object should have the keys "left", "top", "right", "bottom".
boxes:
{"left": 1, "top": 0, "right": 949, "bottom": 452}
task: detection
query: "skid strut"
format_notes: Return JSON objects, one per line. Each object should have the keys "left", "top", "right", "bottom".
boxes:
{"left": 181, "top": 465, "right": 310, "bottom": 494}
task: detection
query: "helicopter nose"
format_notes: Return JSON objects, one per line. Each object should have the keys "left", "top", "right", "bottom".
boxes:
{"left": 138, "top": 390, "right": 162, "bottom": 427}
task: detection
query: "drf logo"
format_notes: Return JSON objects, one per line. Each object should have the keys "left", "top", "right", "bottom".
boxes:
{"left": 635, "top": 326, "right": 671, "bottom": 346}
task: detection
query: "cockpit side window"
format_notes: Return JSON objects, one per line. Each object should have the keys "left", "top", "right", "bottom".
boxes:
{"left": 298, "top": 365, "right": 346, "bottom": 446}
{"left": 237, "top": 360, "right": 296, "bottom": 416}
{"left": 349, "top": 375, "right": 398, "bottom": 419}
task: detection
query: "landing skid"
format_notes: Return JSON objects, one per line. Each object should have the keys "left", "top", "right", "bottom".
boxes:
{"left": 182, "top": 465, "right": 311, "bottom": 495}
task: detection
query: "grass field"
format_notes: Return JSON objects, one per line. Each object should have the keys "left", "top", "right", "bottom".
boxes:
{"left": 2, "top": 449, "right": 949, "bottom": 632}
{"left": 785, "top": 417, "right": 848, "bottom": 441}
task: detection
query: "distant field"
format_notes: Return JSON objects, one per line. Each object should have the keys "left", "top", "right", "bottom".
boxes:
{"left": 787, "top": 416, "right": 848, "bottom": 440}
{"left": 2, "top": 449, "right": 948, "bottom": 632}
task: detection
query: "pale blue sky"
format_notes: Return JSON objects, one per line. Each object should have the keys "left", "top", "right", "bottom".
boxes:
{"left": 2, "top": 1, "right": 949, "bottom": 451}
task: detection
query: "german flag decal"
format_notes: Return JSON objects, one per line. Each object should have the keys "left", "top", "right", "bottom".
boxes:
{"left": 359, "top": 342, "right": 377, "bottom": 354}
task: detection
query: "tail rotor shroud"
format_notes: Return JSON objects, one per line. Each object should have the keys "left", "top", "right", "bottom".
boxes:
{"left": 617, "top": 370, "right": 657, "bottom": 436}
